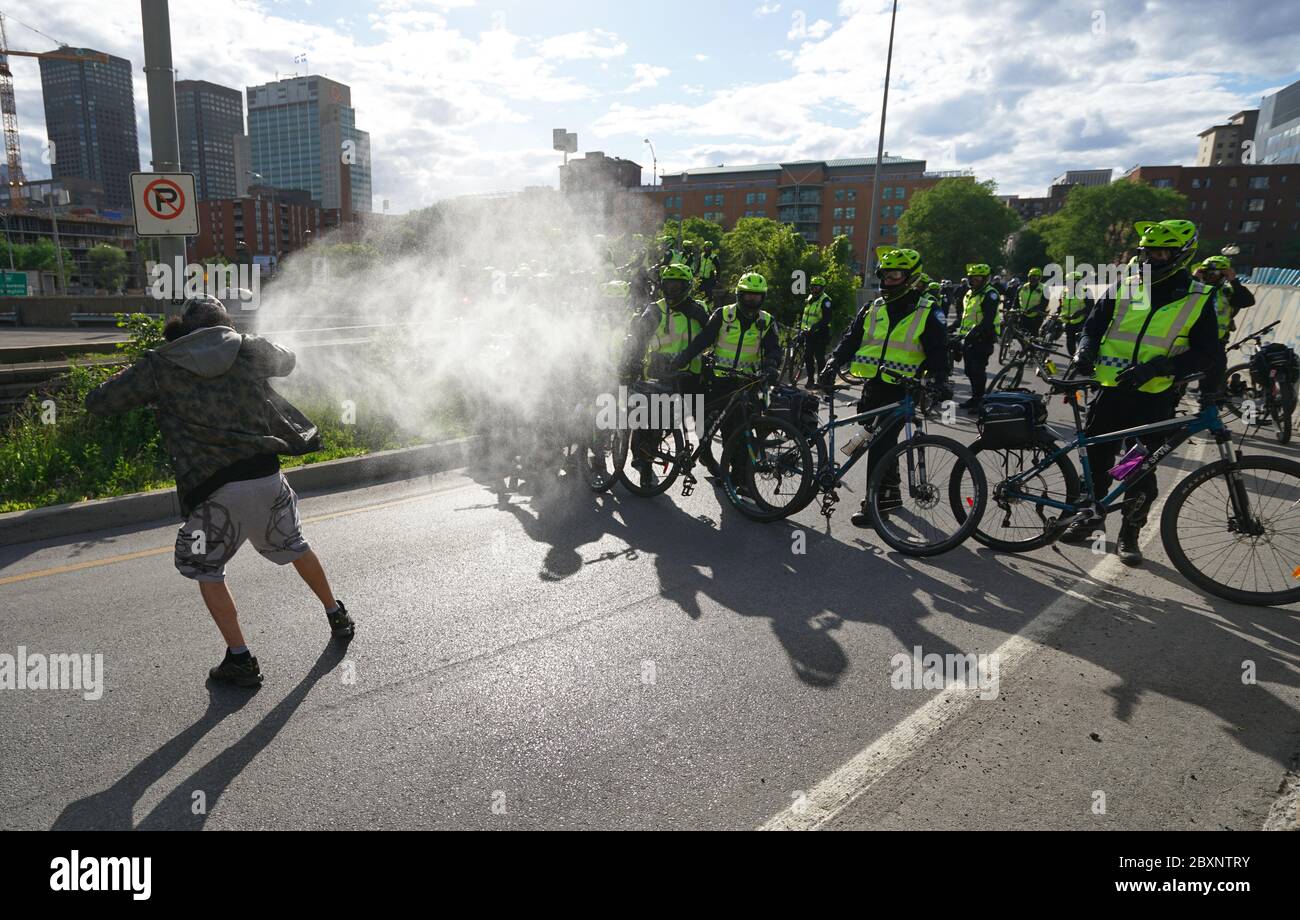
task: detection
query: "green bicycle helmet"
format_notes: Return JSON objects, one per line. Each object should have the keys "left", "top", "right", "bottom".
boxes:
{"left": 660, "top": 262, "right": 694, "bottom": 283}
{"left": 1135, "top": 219, "right": 1199, "bottom": 281}
{"left": 966, "top": 263, "right": 991, "bottom": 278}
{"left": 810, "top": 275, "right": 828, "bottom": 287}
{"left": 736, "top": 272, "right": 768, "bottom": 294}
{"left": 1200, "top": 255, "right": 1231, "bottom": 271}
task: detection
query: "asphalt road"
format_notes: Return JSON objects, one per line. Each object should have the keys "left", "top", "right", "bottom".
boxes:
{"left": 2, "top": 374, "right": 1299, "bottom": 831}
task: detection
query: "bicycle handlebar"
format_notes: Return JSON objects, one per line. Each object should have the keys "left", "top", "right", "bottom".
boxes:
{"left": 1227, "top": 319, "right": 1281, "bottom": 352}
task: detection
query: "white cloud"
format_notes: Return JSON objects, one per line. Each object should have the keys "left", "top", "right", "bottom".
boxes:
{"left": 626, "top": 63, "right": 671, "bottom": 93}
{"left": 754, "top": 3, "right": 782, "bottom": 16}
{"left": 694, "top": 54, "right": 710, "bottom": 62}
{"left": 536, "top": 29, "right": 628, "bottom": 61}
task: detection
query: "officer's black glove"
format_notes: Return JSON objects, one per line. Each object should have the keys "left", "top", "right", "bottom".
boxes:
{"left": 1071, "top": 348, "right": 1097, "bottom": 378}
{"left": 1116, "top": 356, "right": 1173, "bottom": 390}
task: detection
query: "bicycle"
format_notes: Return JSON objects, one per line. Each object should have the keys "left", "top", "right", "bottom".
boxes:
{"left": 990, "top": 335, "right": 1073, "bottom": 393}
{"left": 778, "top": 323, "right": 808, "bottom": 386}
{"left": 950, "top": 372, "right": 1300, "bottom": 607}
{"left": 997, "top": 308, "right": 1022, "bottom": 365}
{"left": 615, "top": 369, "right": 816, "bottom": 523}
{"left": 1221, "top": 320, "right": 1298, "bottom": 445}
{"left": 772, "top": 370, "right": 987, "bottom": 556}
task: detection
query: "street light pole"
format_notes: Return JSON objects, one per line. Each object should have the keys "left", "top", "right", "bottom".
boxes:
{"left": 864, "top": 0, "right": 900, "bottom": 286}
{"left": 643, "top": 138, "right": 657, "bottom": 187}
{"left": 47, "top": 192, "right": 66, "bottom": 296}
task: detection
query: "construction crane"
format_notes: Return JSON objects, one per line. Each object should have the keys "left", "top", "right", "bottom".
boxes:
{"left": 0, "top": 13, "right": 109, "bottom": 209}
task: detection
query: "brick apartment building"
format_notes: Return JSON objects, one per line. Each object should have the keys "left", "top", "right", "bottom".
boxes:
{"left": 1125, "top": 163, "right": 1300, "bottom": 269}
{"left": 188, "top": 185, "right": 324, "bottom": 265}
{"left": 639, "top": 156, "right": 954, "bottom": 272}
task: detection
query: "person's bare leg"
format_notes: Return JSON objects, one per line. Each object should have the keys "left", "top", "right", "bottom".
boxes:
{"left": 198, "top": 581, "right": 247, "bottom": 648}
{"left": 292, "top": 550, "right": 337, "bottom": 609}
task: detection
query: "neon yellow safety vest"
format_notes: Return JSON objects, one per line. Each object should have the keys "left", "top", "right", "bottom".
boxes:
{"left": 699, "top": 255, "right": 716, "bottom": 280}
{"left": 716, "top": 304, "right": 772, "bottom": 373}
{"left": 959, "top": 289, "right": 991, "bottom": 335}
{"left": 1018, "top": 285, "right": 1046, "bottom": 317}
{"left": 1059, "top": 293, "right": 1087, "bottom": 325}
{"left": 801, "top": 293, "right": 831, "bottom": 331}
{"left": 1096, "top": 281, "right": 1215, "bottom": 394}
{"left": 851, "top": 297, "right": 931, "bottom": 381}
{"left": 1213, "top": 284, "right": 1234, "bottom": 342}
{"left": 646, "top": 299, "right": 703, "bottom": 374}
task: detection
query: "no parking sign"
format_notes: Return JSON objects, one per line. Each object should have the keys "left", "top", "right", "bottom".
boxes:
{"left": 130, "top": 172, "right": 198, "bottom": 236}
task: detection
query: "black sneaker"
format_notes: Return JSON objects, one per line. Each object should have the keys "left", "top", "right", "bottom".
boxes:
{"left": 209, "top": 651, "right": 263, "bottom": 688}
{"left": 327, "top": 600, "right": 356, "bottom": 642}
{"left": 1117, "top": 527, "right": 1143, "bottom": 567}
{"left": 850, "top": 504, "right": 872, "bottom": 529}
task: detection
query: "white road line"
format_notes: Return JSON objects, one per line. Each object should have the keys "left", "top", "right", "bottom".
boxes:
{"left": 761, "top": 436, "right": 1208, "bottom": 831}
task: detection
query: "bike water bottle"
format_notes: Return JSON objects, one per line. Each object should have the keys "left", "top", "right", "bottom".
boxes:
{"left": 1108, "top": 443, "right": 1149, "bottom": 481}
{"left": 841, "top": 427, "right": 871, "bottom": 457}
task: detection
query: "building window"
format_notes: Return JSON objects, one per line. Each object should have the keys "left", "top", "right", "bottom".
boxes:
{"left": 745, "top": 192, "right": 756, "bottom": 205}
{"left": 758, "top": 192, "right": 767, "bottom": 203}
{"left": 832, "top": 225, "right": 842, "bottom": 236}
{"left": 1246, "top": 198, "right": 1265, "bottom": 211}
{"left": 847, "top": 190, "right": 857, "bottom": 201}
{"left": 1229, "top": 177, "right": 1239, "bottom": 188}
{"left": 844, "top": 225, "right": 854, "bottom": 236}
{"left": 1239, "top": 220, "right": 1261, "bottom": 233}
{"left": 882, "top": 187, "right": 893, "bottom": 200}
{"left": 1248, "top": 176, "right": 1270, "bottom": 189}
{"left": 834, "top": 190, "right": 844, "bottom": 201}
{"left": 895, "top": 187, "right": 905, "bottom": 198}
{"left": 1191, "top": 178, "right": 1211, "bottom": 189}
{"left": 1151, "top": 178, "right": 1174, "bottom": 188}
{"left": 846, "top": 207, "right": 856, "bottom": 219}
{"left": 833, "top": 207, "right": 844, "bottom": 219}
{"left": 880, "top": 224, "right": 892, "bottom": 237}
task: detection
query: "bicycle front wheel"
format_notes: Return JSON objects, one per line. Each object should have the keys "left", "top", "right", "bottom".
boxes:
{"left": 868, "top": 434, "right": 986, "bottom": 557}
{"left": 719, "top": 416, "right": 815, "bottom": 522}
{"left": 1161, "top": 454, "right": 1300, "bottom": 607}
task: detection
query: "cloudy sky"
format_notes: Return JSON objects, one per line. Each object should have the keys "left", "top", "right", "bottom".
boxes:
{"left": 7, "top": 0, "right": 1299, "bottom": 212}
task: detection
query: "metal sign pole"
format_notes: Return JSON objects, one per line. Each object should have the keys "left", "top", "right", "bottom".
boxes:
{"left": 140, "top": 0, "right": 186, "bottom": 316}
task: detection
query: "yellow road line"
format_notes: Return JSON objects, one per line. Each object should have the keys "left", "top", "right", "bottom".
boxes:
{"left": 0, "top": 488, "right": 456, "bottom": 588}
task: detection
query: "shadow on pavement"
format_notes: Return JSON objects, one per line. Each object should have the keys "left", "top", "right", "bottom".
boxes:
{"left": 51, "top": 642, "right": 347, "bottom": 831}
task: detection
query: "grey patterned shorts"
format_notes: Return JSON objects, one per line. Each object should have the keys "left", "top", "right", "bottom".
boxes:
{"left": 175, "top": 472, "right": 311, "bottom": 582}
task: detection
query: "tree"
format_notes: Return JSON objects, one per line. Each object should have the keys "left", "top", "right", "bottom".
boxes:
{"left": 658, "top": 217, "right": 724, "bottom": 255}
{"left": 1005, "top": 226, "right": 1051, "bottom": 276}
{"left": 897, "top": 179, "right": 1021, "bottom": 281}
{"left": 16, "top": 240, "right": 74, "bottom": 287}
{"left": 1038, "top": 181, "right": 1188, "bottom": 267}
{"left": 719, "top": 217, "right": 813, "bottom": 321}
{"left": 87, "top": 244, "right": 128, "bottom": 292}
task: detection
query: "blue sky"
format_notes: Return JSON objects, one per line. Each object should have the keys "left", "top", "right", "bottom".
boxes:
{"left": 6, "top": 0, "right": 1300, "bottom": 212}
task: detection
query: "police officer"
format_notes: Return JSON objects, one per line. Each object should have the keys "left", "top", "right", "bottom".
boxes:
{"left": 1017, "top": 268, "right": 1048, "bottom": 337}
{"left": 1055, "top": 269, "right": 1093, "bottom": 357}
{"left": 1063, "top": 220, "right": 1220, "bottom": 566}
{"left": 624, "top": 262, "right": 710, "bottom": 489}
{"left": 951, "top": 263, "right": 1000, "bottom": 411}
{"left": 1193, "top": 255, "right": 1256, "bottom": 391}
{"left": 821, "top": 248, "right": 952, "bottom": 527}
{"left": 800, "top": 275, "right": 834, "bottom": 384}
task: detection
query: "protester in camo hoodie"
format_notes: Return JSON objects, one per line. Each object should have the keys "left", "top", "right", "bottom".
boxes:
{"left": 85, "top": 295, "right": 355, "bottom": 687}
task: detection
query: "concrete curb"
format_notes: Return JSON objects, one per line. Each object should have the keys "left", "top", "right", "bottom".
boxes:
{"left": 0, "top": 436, "right": 479, "bottom": 547}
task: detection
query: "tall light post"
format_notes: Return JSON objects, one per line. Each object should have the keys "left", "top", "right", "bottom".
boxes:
{"left": 864, "top": 0, "right": 900, "bottom": 286}
{"left": 643, "top": 138, "right": 657, "bottom": 187}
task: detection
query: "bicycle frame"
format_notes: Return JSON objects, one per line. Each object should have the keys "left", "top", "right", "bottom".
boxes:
{"left": 813, "top": 384, "right": 920, "bottom": 492}
{"left": 998, "top": 394, "right": 1238, "bottom": 518}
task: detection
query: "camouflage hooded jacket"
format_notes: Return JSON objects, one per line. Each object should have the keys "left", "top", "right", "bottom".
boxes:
{"left": 85, "top": 327, "right": 298, "bottom": 511}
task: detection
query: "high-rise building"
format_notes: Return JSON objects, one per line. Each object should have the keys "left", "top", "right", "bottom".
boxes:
{"left": 1196, "top": 110, "right": 1258, "bottom": 166}
{"left": 38, "top": 48, "right": 140, "bottom": 210}
{"left": 246, "top": 75, "right": 371, "bottom": 217}
{"left": 1050, "top": 169, "right": 1113, "bottom": 187}
{"left": 176, "top": 80, "right": 244, "bottom": 201}
{"left": 1256, "top": 79, "right": 1300, "bottom": 166}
